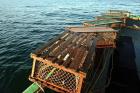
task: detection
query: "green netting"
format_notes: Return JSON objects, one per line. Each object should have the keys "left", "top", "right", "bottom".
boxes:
{"left": 23, "top": 82, "right": 40, "bottom": 93}
{"left": 85, "top": 19, "right": 122, "bottom": 26}
{"left": 45, "top": 68, "right": 56, "bottom": 79}
{"left": 129, "top": 15, "right": 140, "bottom": 19}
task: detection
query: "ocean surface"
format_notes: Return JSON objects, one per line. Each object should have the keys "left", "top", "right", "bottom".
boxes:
{"left": 0, "top": 0, "right": 140, "bottom": 93}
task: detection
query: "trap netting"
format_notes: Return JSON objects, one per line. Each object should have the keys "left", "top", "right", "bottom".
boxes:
{"left": 34, "top": 61, "right": 82, "bottom": 92}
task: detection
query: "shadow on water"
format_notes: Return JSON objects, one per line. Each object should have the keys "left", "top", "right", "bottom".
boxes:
{"left": 0, "top": 68, "right": 31, "bottom": 93}
{"left": 106, "top": 36, "right": 140, "bottom": 93}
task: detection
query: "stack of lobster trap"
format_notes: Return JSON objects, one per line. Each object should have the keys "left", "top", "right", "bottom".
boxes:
{"left": 26, "top": 10, "right": 130, "bottom": 93}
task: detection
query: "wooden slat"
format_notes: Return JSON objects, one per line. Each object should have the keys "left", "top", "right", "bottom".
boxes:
{"left": 80, "top": 39, "right": 96, "bottom": 73}
{"left": 35, "top": 31, "right": 69, "bottom": 55}
{"left": 69, "top": 46, "right": 87, "bottom": 70}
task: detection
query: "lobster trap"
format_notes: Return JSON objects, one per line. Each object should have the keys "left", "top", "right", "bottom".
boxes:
{"left": 104, "top": 10, "right": 131, "bottom": 17}
{"left": 66, "top": 26, "right": 118, "bottom": 48}
{"left": 95, "top": 10, "right": 131, "bottom": 26}
{"left": 30, "top": 54, "right": 85, "bottom": 93}
{"left": 29, "top": 27, "right": 118, "bottom": 93}
{"left": 83, "top": 19, "right": 123, "bottom": 28}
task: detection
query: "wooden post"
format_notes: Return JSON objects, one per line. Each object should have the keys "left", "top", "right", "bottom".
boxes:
{"left": 77, "top": 74, "right": 84, "bottom": 93}
{"left": 31, "top": 59, "right": 36, "bottom": 77}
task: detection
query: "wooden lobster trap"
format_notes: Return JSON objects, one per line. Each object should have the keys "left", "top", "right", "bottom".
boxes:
{"left": 29, "top": 31, "right": 97, "bottom": 93}
{"left": 104, "top": 10, "right": 131, "bottom": 17}
{"left": 83, "top": 19, "right": 123, "bottom": 28}
{"left": 29, "top": 26, "right": 118, "bottom": 93}
{"left": 66, "top": 26, "right": 118, "bottom": 48}
{"left": 96, "top": 10, "right": 131, "bottom": 26}
{"left": 30, "top": 54, "right": 86, "bottom": 93}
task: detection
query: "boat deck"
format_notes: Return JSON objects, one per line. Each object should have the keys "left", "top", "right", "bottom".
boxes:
{"left": 25, "top": 10, "right": 140, "bottom": 93}
{"left": 106, "top": 28, "right": 140, "bottom": 93}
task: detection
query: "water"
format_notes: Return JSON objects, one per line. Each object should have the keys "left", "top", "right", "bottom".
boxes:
{"left": 0, "top": 0, "right": 140, "bottom": 92}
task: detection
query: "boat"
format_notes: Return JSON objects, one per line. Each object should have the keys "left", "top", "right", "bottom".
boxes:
{"left": 23, "top": 10, "right": 140, "bottom": 93}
